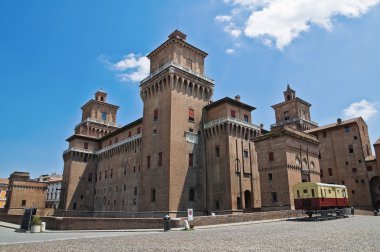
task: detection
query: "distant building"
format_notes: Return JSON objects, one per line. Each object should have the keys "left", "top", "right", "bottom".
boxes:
{"left": 0, "top": 178, "right": 9, "bottom": 208}
{"left": 45, "top": 175, "right": 62, "bottom": 209}
{"left": 6, "top": 172, "right": 47, "bottom": 214}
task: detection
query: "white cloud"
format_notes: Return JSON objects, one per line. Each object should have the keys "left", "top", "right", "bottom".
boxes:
{"left": 343, "top": 100, "right": 378, "bottom": 121}
{"left": 218, "top": 0, "right": 380, "bottom": 49}
{"left": 226, "top": 48, "right": 235, "bottom": 54}
{"left": 101, "top": 53, "right": 150, "bottom": 83}
{"left": 215, "top": 15, "right": 232, "bottom": 22}
{"left": 223, "top": 23, "right": 242, "bottom": 38}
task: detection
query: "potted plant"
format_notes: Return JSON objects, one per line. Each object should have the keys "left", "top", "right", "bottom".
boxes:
{"left": 30, "top": 215, "right": 42, "bottom": 233}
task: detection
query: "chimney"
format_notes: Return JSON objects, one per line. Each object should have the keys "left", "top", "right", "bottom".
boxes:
{"left": 235, "top": 95, "right": 241, "bottom": 102}
{"left": 337, "top": 118, "right": 342, "bottom": 124}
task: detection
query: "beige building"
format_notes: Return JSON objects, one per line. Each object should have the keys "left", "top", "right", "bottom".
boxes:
{"left": 61, "top": 30, "right": 380, "bottom": 215}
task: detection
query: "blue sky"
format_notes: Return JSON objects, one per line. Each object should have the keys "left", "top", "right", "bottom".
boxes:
{"left": 1, "top": 0, "right": 380, "bottom": 178}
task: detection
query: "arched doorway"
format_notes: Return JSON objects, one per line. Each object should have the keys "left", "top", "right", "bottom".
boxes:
{"left": 369, "top": 176, "right": 380, "bottom": 209}
{"left": 244, "top": 190, "right": 251, "bottom": 209}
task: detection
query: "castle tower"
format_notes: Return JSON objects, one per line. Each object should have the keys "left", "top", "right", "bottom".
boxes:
{"left": 138, "top": 30, "right": 214, "bottom": 214}
{"left": 61, "top": 91, "right": 119, "bottom": 210}
{"left": 271, "top": 85, "right": 318, "bottom": 131}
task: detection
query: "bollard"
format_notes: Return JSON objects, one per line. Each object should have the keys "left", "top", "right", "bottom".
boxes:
{"left": 184, "top": 220, "right": 190, "bottom": 230}
{"left": 351, "top": 207, "right": 354, "bottom": 215}
{"left": 374, "top": 210, "right": 378, "bottom": 216}
{"left": 163, "top": 215, "right": 171, "bottom": 231}
{"left": 40, "top": 222, "right": 46, "bottom": 232}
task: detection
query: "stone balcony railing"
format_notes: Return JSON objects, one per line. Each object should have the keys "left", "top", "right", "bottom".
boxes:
{"left": 270, "top": 118, "right": 318, "bottom": 128}
{"left": 63, "top": 133, "right": 142, "bottom": 155}
{"left": 141, "top": 61, "right": 215, "bottom": 84}
{"left": 204, "top": 117, "right": 261, "bottom": 131}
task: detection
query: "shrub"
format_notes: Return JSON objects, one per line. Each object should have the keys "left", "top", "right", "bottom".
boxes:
{"left": 31, "top": 215, "right": 42, "bottom": 226}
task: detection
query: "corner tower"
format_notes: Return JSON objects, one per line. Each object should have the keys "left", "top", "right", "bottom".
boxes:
{"left": 271, "top": 85, "right": 318, "bottom": 131}
{"left": 139, "top": 30, "right": 214, "bottom": 214}
{"left": 61, "top": 91, "right": 119, "bottom": 211}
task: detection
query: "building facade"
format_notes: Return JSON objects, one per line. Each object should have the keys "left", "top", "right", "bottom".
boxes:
{"left": 61, "top": 30, "right": 379, "bottom": 215}
{"left": 306, "top": 118, "right": 380, "bottom": 210}
{"left": 5, "top": 172, "right": 47, "bottom": 214}
{"left": 0, "top": 178, "right": 9, "bottom": 208}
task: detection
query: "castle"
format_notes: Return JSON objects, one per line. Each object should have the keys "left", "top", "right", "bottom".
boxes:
{"left": 60, "top": 30, "right": 380, "bottom": 216}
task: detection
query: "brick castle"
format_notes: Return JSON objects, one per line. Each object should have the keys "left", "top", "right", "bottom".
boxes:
{"left": 60, "top": 30, "right": 380, "bottom": 215}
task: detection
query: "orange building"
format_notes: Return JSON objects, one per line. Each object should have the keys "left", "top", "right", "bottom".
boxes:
{"left": 0, "top": 178, "right": 9, "bottom": 208}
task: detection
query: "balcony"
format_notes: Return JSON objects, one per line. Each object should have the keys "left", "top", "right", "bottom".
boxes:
{"left": 63, "top": 133, "right": 143, "bottom": 155}
{"left": 204, "top": 117, "right": 260, "bottom": 131}
{"left": 141, "top": 61, "right": 215, "bottom": 85}
{"left": 270, "top": 118, "right": 318, "bottom": 128}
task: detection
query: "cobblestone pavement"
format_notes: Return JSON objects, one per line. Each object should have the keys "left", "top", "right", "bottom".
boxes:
{"left": 1, "top": 216, "right": 379, "bottom": 252}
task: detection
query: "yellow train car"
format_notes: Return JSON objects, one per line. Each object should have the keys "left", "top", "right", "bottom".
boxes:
{"left": 293, "top": 182, "right": 349, "bottom": 212}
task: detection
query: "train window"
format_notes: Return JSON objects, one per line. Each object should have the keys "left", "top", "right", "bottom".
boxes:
{"left": 328, "top": 189, "right": 331, "bottom": 194}
{"left": 311, "top": 189, "right": 315, "bottom": 198}
{"left": 303, "top": 189, "right": 307, "bottom": 193}
{"left": 297, "top": 190, "right": 300, "bottom": 198}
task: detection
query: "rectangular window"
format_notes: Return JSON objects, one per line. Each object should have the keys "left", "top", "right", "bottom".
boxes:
{"left": 268, "top": 152, "right": 274, "bottom": 161}
{"left": 243, "top": 150, "right": 249, "bottom": 158}
{"left": 21, "top": 200, "right": 26, "bottom": 206}
{"left": 137, "top": 127, "right": 141, "bottom": 134}
{"left": 99, "top": 172, "right": 102, "bottom": 180}
{"left": 158, "top": 152, "right": 163, "bottom": 166}
{"left": 147, "top": 156, "right": 151, "bottom": 169}
{"left": 271, "top": 192, "right": 277, "bottom": 202}
{"left": 297, "top": 190, "right": 300, "bottom": 198}
{"left": 367, "top": 166, "right": 373, "bottom": 171}
{"left": 361, "top": 179, "right": 365, "bottom": 184}
{"left": 189, "top": 188, "right": 195, "bottom": 201}
{"left": 268, "top": 173, "right": 273, "bottom": 181}
{"left": 151, "top": 189, "right": 156, "bottom": 202}
{"left": 153, "top": 109, "right": 158, "bottom": 122}
{"left": 352, "top": 168, "right": 357, "bottom": 173}
{"left": 124, "top": 184, "right": 126, "bottom": 191}
{"left": 352, "top": 190, "right": 355, "bottom": 194}
{"left": 189, "top": 153, "right": 193, "bottom": 167}
{"left": 102, "top": 112, "right": 107, "bottom": 121}
{"left": 153, "top": 129, "right": 157, "bottom": 135}
{"left": 344, "top": 126, "right": 350, "bottom": 133}
{"left": 134, "top": 186, "right": 137, "bottom": 196}
{"left": 311, "top": 189, "right": 315, "bottom": 198}
{"left": 320, "top": 169, "right": 324, "bottom": 177}
{"left": 215, "top": 145, "right": 220, "bottom": 157}
{"left": 88, "top": 173, "right": 93, "bottom": 182}
{"left": 115, "top": 137, "right": 118, "bottom": 143}
{"left": 354, "top": 136, "right": 358, "bottom": 140}
{"left": 230, "top": 109, "right": 236, "bottom": 118}
{"left": 244, "top": 114, "right": 249, "bottom": 122}
{"left": 128, "top": 131, "right": 132, "bottom": 137}
{"left": 188, "top": 108, "right": 195, "bottom": 122}
{"left": 84, "top": 142, "right": 89, "bottom": 150}
{"left": 348, "top": 145, "right": 354, "bottom": 153}
{"left": 110, "top": 169, "right": 113, "bottom": 178}
{"left": 358, "top": 159, "right": 362, "bottom": 164}
{"left": 328, "top": 168, "right": 333, "bottom": 176}
{"left": 124, "top": 168, "right": 126, "bottom": 176}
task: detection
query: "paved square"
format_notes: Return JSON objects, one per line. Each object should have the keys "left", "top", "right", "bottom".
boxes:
{"left": 0, "top": 216, "right": 379, "bottom": 251}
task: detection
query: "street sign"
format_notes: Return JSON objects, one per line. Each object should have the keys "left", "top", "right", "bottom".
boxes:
{"left": 188, "top": 208, "right": 193, "bottom": 221}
